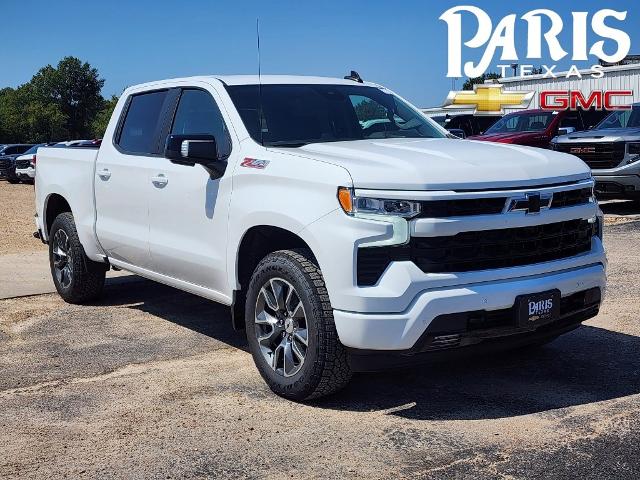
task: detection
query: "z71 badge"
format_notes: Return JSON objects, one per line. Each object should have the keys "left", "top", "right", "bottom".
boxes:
{"left": 240, "top": 158, "right": 270, "bottom": 169}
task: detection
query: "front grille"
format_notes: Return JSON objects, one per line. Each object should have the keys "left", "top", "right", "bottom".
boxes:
{"left": 555, "top": 142, "right": 625, "bottom": 169}
{"left": 15, "top": 159, "right": 31, "bottom": 169}
{"left": 357, "top": 219, "right": 594, "bottom": 286}
{"left": 550, "top": 187, "right": 592, "bottom": 208}
{"left": 595, "top": 181, "right": 626, "bottom": 194}
{"left": 0, "top": 159, "right": 10, "bottom": 177}
{"left": 418, "top": 197, "right": 507, "bottom": 217}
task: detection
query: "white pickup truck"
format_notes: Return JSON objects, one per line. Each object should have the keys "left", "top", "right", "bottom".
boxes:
{"left": 35, "top": 75, "right": 606, "bottom": 400}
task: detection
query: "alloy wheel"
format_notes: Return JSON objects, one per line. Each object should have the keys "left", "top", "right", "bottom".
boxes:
{"left": 52, "top": 229, "right": 73, "bottom": 289}
{"left": 254, "top": 277, "right": 308, "bottom": 377}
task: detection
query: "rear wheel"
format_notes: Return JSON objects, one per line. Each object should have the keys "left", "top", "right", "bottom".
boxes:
{"left": 49, "top": 212, "right": 106, "bottom": 303}
{"left": 7, "top": 177, "right": 19, "bottom": 184}
{"left": 245, "top": 249, "right": 351, "bottom": 401}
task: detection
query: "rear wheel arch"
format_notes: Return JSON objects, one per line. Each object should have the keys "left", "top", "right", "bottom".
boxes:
{"left": 44, "top": 193, "right": 72, "bottom": 237}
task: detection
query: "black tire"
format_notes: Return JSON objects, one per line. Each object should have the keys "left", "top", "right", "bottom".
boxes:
{"left": 7, "top": 177, "right": 19, "bottom": 184}
{"left": 49, "top": 212, "right": 106, "bottom": 303}
{"left": 245, "top": 249, "right": 351, "bottom": 401}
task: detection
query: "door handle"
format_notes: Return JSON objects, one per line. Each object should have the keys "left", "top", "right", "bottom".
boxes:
{"left": 97, "top": 168, "right": 111, "bottom": 180}
{"left": 151, "top": 174, "right": 168, "bottom": 188}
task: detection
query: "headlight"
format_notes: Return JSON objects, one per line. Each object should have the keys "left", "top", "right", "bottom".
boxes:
{"left": 624, "top": 143, "right": 640, "bottom": 165}
{"left": 337, "top": 187, "right": 421, "bottom": 218}
{"left": 628, "top": 142, "right": 640, "bottom": 155}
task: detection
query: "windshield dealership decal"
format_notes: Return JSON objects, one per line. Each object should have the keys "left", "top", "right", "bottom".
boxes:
{"left": 440, "top": 7, "right": 633, "bottom": 114}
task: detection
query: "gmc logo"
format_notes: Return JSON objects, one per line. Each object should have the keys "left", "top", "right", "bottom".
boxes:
{"left": 540, "top": 90, "right": 633, "bottom": 111}
{"left": 570, "top": 147, "right": 596, "bottom": 154}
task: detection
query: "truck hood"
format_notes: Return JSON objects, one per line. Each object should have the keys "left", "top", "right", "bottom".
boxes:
{"left": 288, "top": 138, "right": 590, "bottom": 190}
{"left": 557, "top": 127, "right": 640, "bottom": 143}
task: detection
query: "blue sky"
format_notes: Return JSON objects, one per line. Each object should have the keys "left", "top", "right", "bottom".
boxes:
{"left": 0, "top": 0, "right": 637, "bottom": 107}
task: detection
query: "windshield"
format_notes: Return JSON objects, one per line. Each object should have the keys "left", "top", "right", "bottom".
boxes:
{"left": 596, "top": 106, "right": 640, "bottom": 130}
{"left": 485, "top": 112, "right": 555, "bottom": 134}
{"left": 225, "top": 84, "right": 445, "bottom": 147}
{"left": 23, "top": 145, "right": 41, "bottom": 155}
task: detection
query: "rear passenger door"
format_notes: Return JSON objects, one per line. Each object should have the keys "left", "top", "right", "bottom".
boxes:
{"left": 147, "top": 87, "right": 234, "bottom": 294}
{"left": 95, "top": 89, "right": 173, "bottom": 268}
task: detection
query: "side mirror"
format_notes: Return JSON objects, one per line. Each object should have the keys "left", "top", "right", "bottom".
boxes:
{"left": 557, "top": 126, "right": 576, "bottom": 136}
{"left": 164, "top": 134, "right": 226, "bottom": 178}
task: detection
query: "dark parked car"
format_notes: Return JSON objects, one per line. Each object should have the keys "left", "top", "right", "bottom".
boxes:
{"left": 468, "top": 108, "right": 609, "bottom": 148}
{"left": 0, "top": 144, "right": 34, "bottom": 183}
{"left": 432, "top": 114, "right": 502, "bottom": 138}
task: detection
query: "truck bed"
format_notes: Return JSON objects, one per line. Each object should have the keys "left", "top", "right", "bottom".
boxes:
{"left": 35, "top": 146, "right": 103, "bottom": 260}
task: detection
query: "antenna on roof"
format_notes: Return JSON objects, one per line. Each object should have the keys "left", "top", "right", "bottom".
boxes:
{"left": 344, "top": 70, "right": 363, "bottom": 83}
{"left": 256, "top": 18, "right": 265, "bottom": 146}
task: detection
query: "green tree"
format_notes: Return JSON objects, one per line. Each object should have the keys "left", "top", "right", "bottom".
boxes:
{"left": 354, "top": 98, "right": 387, "bottom": 122}
{"left": 0, "top": 57, "right": 106, "bottom": 143}
{"left": 0, "top": 86, "right": 30, "bottom": 143}
{"left": 24, "top": 100, "right": 68, "bottom": 143}
{"left": 91, "top": 95, "right": 119, "bottom": 138}
{"left": 462, "top": 72, "right": 502, "bottom": 90}
{"left": 30, "top": 57, "right": 105, "bottom": 139}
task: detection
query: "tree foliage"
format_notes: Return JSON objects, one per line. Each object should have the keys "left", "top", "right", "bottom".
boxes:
{"left": 0, "top": 57, "right": 116, "bottom": 143}
{"left": 462, "top": 72, "right": 502, "bottom": 91}
{"left": 354, "top": 98, "right": 387, "bottom": 122}
{"left": 91, "top": 95, "right": 119, "bottom": 138}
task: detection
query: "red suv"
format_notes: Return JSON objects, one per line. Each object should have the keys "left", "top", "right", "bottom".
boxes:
{"left": 468, "top": 108, "right": 608, "bottom": 148}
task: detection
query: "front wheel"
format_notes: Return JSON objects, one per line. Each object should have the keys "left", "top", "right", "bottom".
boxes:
{"left": 49, "top": 212, "right": 107, "bottom": 303}
{"left": 245, "top": 249, "right": 351, "bottom": 401}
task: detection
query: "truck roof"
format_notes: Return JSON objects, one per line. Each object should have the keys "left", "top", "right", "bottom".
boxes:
{"left": 125, "top": 75, "right": 381, "bottom": 92}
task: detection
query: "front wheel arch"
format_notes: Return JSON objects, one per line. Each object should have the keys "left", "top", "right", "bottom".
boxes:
{"left": 232, "top": 225, "right": 315, "bottom": 330}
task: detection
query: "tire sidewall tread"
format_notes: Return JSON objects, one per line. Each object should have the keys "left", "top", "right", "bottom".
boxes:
{"left": 49, "top": 212, "right": 106, "bottom": 304}
{"left": 245, "top": 248, "right": 351, "bottom": 401}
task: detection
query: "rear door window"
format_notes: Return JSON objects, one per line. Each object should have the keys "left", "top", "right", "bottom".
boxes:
{"left": 117, "top": 90, "right": 169, "bottom": 155}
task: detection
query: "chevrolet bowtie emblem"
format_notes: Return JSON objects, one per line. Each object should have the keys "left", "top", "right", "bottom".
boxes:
{"left": 442, "top": 84, "right": 534, "bottom": 115}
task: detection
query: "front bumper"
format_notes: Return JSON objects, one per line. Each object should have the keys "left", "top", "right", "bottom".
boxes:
{"left": 333, "top": 262, "right": 605, "bottom": 351}
{"left": 346, "top": 296, "right": 598, "bottom": 372}
{"left": 15, "top": 167, "right": 35, "bottom": 179}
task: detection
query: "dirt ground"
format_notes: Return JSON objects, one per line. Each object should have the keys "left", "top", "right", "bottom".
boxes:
{"left": 1, "top": 182, "right": 640, "bottom": 479}
{"left": 0, "top": 182, "right": 46, "bottom": 254}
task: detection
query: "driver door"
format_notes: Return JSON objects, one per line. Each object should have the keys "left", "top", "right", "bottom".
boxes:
{"left": 147, "top": 86, "right": 235, "bottom": 293}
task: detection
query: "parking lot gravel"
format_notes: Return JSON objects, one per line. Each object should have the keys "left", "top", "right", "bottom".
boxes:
{"left": 1, "top": 182, "right": 639, "bottom": 479}
{"left": 0, "top": 183, "right": 46, "bottom": 255}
